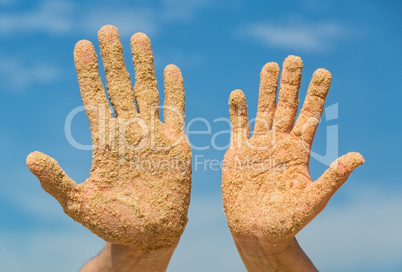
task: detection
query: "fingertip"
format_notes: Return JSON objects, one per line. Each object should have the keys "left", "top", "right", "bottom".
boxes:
{"left": 98, "top": 24, "right": 118, "bottom": 37}
{"left": 74, "top": 39, "right": 94, "bottom": 53}
{"left": 355, "top": 152, "right": 365, "bottom": 165}
{"left": 229, "top": 89, "right": 246, "bottom": 107}
{"left": 328, "top": 152, "right": 364, "bottom": 179}
{"left": 131, "top": 32, "right": 151, "bottom": 48}
{"left": 165, "top": 63, "right": 179, "bottom": 72}
{"left": 131, "top": 33, "right": 152, "bottom": 56}
{"left": 229, "top": 90, "right": 248, "bottom": 125}
{"left": 26, "top": 151, "right": 48, "bottom": 171}
{"left": 342, "top": 152, "right": 365, "bottom": 168}
{"left": 74, "top": 40, "right": 96, "bottom": 66}
{"left": 262, "top": 62, "right": 279, "bottom": 74}
{"left": 312, "top": 68, "right": 332, "bottom": 85}
{"left": 132, "top": 32, "right": 148, "bottom": 39}
{"left": 27, "top": 152, "right": 77, "bottom": 207}
{"left": 335, "top": 152, "right": 365, "bottom": 165}
{"left": 98, "top": 25, "right": 120, "bottom": 46}
{"left": 306, "top": 68, "right": 332, "bottom": 100}
{"left": 26, "top": 151, "right": 39, "bottom": 170}
{"left": 26, "top": 151, "right": 59, "bottom": 184}
{"left": 164, "top": 64, "right": 182, "bottom": 79}
{"left": 164, "top": 64, "right": 184, "bottom": 92}
{"left": 283, "top": 55, "right": 303, "bottom": 71}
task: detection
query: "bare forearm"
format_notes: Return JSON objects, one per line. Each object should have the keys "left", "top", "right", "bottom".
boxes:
{"left": 80, "top": 242, "right": 178, "bottom": 272}
{"left": 232, "top": 234, "right": 317, "bottom": 272}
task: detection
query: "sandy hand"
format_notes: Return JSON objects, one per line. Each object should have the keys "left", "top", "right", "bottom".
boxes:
{"left": 222, "top": 56, "right": 364, "bottom": 243}
{"left": 26, "top": 25, "right": 191, "bottom": 250}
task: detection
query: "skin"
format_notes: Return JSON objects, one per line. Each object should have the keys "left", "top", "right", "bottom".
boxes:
{"left": 26, "top": 25, "right": 191, "bottom": 271}
{"left": 222, "top": 56, "right": 364, "bottom": 271}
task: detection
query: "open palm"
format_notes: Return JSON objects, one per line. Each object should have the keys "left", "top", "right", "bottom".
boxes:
{"left": 27, "top": 25, "right": 191, "bottom": 250}
{"left": 222, "top": 56, "right": 363, "bottom": 243}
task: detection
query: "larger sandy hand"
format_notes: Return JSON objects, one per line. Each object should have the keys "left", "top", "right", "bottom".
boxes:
{"left": 27, "top": 25, "right": 191, "bottom": 250}
{"left": 222, "top": 56, "right": 364, "bottom": 242}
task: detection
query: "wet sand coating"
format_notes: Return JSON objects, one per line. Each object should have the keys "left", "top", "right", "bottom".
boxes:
{"left": 27, "top": 25, "right": 191, "bottom": 250}
{"left": 222, "top": 55, "right": 364, "bottom": 241}
{"left": 26, "top": 24, "right": 364, "bottom": 258}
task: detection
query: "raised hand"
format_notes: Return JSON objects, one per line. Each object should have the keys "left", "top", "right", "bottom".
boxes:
{"left": 27, "top": 25, "right": 191, "bottom": 251}
{"left": 222, "top": 56, "right": 364, "bottom": 245}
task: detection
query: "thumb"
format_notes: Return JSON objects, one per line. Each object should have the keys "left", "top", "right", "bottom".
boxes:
{"left": 26, "top": 151, "right": 77, "bottom": 208}
{"left": 312, "top": 152, "right": 364, "bottom": 201}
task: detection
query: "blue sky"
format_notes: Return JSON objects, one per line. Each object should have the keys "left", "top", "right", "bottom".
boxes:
{"left": 0, "top": 0, "right": 401, "bottom": 271}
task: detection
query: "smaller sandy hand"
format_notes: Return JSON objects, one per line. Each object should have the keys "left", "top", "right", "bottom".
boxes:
{"left": 222, "top": 56, "right": 364, "bottom": 243}
{"left": 27, "top": 25, "right": 191, "bottom": 250}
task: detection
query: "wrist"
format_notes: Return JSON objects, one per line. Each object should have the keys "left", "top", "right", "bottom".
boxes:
{"left": 232, "top": 233, "right": 294, "bottom": 255}
{"left": 81, "top": 241, "right": 179, "bottom": 272}
{"left": 231, "top": 233, "right": 317, "bottom": 272}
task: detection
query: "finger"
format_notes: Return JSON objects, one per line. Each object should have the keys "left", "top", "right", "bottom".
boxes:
{"left": 98, "top": 25, "right": 136, "bottom": 118}
{"left": 229, "top": 90, "right": 250, "bottom": 148}
{"left": 163, "top": 64, "right": 185, "bottom": 134}
{"left": 291, "top": 69, "right": 332, "bottom": 146}
{"left": 272, "top": 55, "right": 303, "bottom": 133}
{"left": 74, "top": 40, "right": 113, "bottom": 144}
{"left": 254, "top": 62, "right": 279, "bottom": 134}
{"left": 312, "top": 152, "right": 364, "bottom": 202}
{"left": 26, "top": 151, "right": 77, "bottom": 209}
{"left": 131, "top": 32, "right": 159, "bottom": 120}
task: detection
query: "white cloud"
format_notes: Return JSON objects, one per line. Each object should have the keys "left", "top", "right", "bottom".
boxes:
{"left": 0, "top": 0, "right": 211, "bottom": 92}
{"left": 0, "top": 0, "right": 13, "bottom": 6}
{"left": 0, "top": 1, "right": 158, "bottom": 37}
{"left": 0, "top": 1, "right": 74, "bottom": 34}
{"left": 298, "top": 185, "right": 402, "bottom": 271}
{"left": 161, "top": 0, "right": 211, "bottom": 21}
{"left": 0, "top": 0, "right": 212, "bottom": 38}
{"left": 243, "top": 20, "right": 344, "bottom": 52}
{"left": 0, "top": 56, "right": 61, "bottom": 91}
